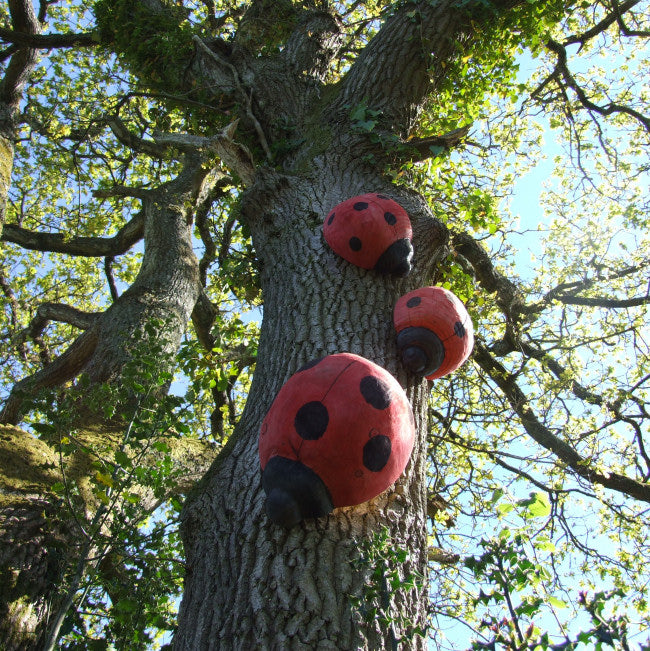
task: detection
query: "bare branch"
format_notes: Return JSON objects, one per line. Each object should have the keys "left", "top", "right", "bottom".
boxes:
{"left": 451, "top": 230, "right": 525, "bottom": 319}
{"left": 473, "top": 341, "right": 650, "bottom": 504}
{"left": 400, "top": 125, "right": 472, "bottom": 162}
{"left": 546, "top": 38, "right": 650, "bottom": 133}
{"left": 194, "top": 179, "right": 231, "bottom": 287}
{"left": 154, "top": 121, "right": 256, "bottom": 184}
{"left": 611, "top": 0, "right": 650, "bottom": 36}
{"left": 193, "top": 37, "right": 271, "bottom": 162}
{"left": 16, "top": 302, "right": 98, "bottom": 342}
{"left": 107, "top": 117, "right": 169, "bottom": 158}
{"left": 1, "top": 328, "right": 100, "bottom": 424}
{"left": 104, "top": 256, "right": 119, "bottom": 302}
{"left": 525, "top": 261, "right": 650, "bottom": 314}
{"left": 562, "top": 0, "right": 646, "bottom": 46}
{"left": 191, "top": 289, "right": 218, "bottom": 351}
{"left": 547, "top": 294, "right": 650, "bottom": 308}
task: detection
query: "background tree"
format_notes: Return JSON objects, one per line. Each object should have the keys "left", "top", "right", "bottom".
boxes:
{"left": 0, "top": 0, "right": 648, "bottom": 649}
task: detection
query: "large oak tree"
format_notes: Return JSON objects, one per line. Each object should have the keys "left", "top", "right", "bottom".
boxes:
{"left": 1, "top": 0, "right": 648, "bottom": 649}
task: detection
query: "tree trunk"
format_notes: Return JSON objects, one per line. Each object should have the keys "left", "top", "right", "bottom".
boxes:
{"left": 0, "top": 425, "right": 74, "bottom": 649}
{"left": 1, "top": 157, "right": 213, "bottom": 424}
{"left": 177, "top": 154, "right": 448, "bottom": 648}
{"left": 0, "top": 0, "right": 41, "bottom": 228}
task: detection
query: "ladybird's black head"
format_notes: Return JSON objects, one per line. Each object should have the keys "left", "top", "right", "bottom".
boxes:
{"left": 396, "top": 326, "right": 445, "bottom": 377}
{"left": 262, "top": 456, "right": 334, "bottom": 527}
{"left": 374, "top": 238, "right": 413, "bottom": 277}
{"left": 265, "top": 488, "right": 303, "bottom": 528}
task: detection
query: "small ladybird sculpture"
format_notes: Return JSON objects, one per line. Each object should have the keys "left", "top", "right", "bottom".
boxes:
{"left": 323, "top": 193, "right": 413, "bottom": 276}
{"left": 393, "top": 286, "right": 474, "bottom": 380}
{"left": 259, "top": 353, "right": 415, "bottom": 527}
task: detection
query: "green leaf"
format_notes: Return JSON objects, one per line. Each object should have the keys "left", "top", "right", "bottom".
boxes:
{"left": 525, "top": 492, "right": 551, "bottom": 518}
{"left": 497, "top": 502, "right": 514, "bottom": 515}
{"left": 115, "top": 598, "right": 139, "bottom": 613}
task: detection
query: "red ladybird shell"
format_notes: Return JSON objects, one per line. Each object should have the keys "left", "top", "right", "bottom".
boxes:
{"left": 393, "top": 287, "right": 474, "bottom": 380}
{"left": 259, "top": 353, "right": 415, "bottom": 510}
{"left": 323, "top": 193, "right": 413, "bottom": 276}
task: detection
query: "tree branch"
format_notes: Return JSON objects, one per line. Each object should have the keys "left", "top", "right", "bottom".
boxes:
{"left": 401, "top": 125, "right": 472, "bottom": 161}
{"left": 104, "top": 256, "right": 119, "bottom": 301}
{"left": 154, "top": 120, "right": 256, "bottom": 184}
{"left": 562, "top": 0, "right": 649, "bottom": 45}
{"left": 333, "top": 0, "right": 522, "bottom": 133}
{"left": 473, "top": 341, "right": 650, "bottom": 504}
{"left": 17, "top": 302, "right": 98, "bottom": 342}
{"left": 611, "top": 0, "right": 650, "bottom": 36}
{"left": 191, "top": 289, "right": 218, "bottom": 351}
{"left": 192, "top": 37, "right": 271, "bottom": 161}
{"left": 0, "top": 0, "right": 40, "bottom": 110}
{"left": 451, "top": 230, "right": 525, "bottom": 319}
{"left": 107, "top": 117, "right": 169, "bottom": 158}
{"left": 1, "top": 328, "right": 100, "bottom": 424}
{"left": 545, "top": 294, "right": 650, "bottom": 308}
{"left": 546, "top": 38, "right": 650, "bottom": 133}
{"left": 2, "top": 211, "right": 145, "bottom": 256}
{"left": 524, "top": 261, "right": 650, "bottom": 315}
{"left": 0, "top": 27, "right": 97, "bottom": 49}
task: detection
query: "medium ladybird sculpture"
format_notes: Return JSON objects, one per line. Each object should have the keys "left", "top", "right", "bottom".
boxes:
{"left": 259, "top": 353, "right": 415, "bottom": 527}
{"left": 323, "top": 193, "right": 413, "bottom": 276}
{"left": 393, "top": 286, "right": 474, "bottom": 380}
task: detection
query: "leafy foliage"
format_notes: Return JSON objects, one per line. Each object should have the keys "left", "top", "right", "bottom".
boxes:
{"left": 1, "top": 0, "right": 648, "bottom": 647}
{"left": 24, "top": 323, "right": 197, "bottom": 648}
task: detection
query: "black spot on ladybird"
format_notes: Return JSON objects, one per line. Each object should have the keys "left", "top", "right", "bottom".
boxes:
{"left": 353, "top": 202, "right": 369, "bottom": 211}
{"left": 360, "top": 376, "right": 392, "bottom": 410}
{"left": 294, "top": 401, "right": 329, "bottom": 440}
{"left": 454, "top": 321, "right": 466, "bottom": 338}
{"left": 363, "top": 435, "right": 392, "bottom": 472}
{"left": 349, "top": 236, "right": 362, "bottom": 251}
{"left": 406, "top": 296, "right": 421, "bottom": 308}
{"left": 384, "top": 211, "right": 397, "bottom": 226}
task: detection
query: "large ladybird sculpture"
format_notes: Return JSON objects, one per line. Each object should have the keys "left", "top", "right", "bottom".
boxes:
{"left": 393, "top": 286, "right": 474, "bottom": 380}
{"left": 259, "top": 353, "right": 415, "bottom": 527}
{"left": 323, "top": 193, "right": 413, "bottom": 276}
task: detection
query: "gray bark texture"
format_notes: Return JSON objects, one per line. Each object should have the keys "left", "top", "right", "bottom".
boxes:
{"left": 0, "top": 0, "right": 529, "bottom": 647}
{"left": 0, "top": 1, "right": 40, "bottom": 227}
{"left": 175, "top": 2, "right": 485, "bottom": 647}
{"left": 0, "top": 425, "right": 73, "bottom": 650}
{"left": 176, "top": 161, "right": 448, "bottom": 650}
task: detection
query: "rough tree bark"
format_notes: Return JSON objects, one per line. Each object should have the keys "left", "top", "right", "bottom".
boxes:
{"left": 0, "top": 148, "right": 221, "bottom": 645}
{"left": 176, "top": 2, "right": 501, "bottom": 647}
{"left": 0, "top": 0, "right": 40, "bottom": 227}
{"left": 0, "top": 0, "right": 538, "bottom": 648}
{"left": 0, "top": 425, "right": 73, "bottom": 650}
{"left": 176, "top": 163, "right": 448, "bottom": 649}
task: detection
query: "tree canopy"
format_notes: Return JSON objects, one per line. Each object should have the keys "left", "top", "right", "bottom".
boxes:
{"left": 0, "top": 0, "right": 649, "bottom": 649}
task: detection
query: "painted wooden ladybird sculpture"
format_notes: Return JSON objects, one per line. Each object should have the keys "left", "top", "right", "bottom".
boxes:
{"left": 259, "top": 353, "right": 415, "bottom": 527}
{"left": 323, "top": 193, "right": 413, "bottom": 276}
{"left": 393, "top": 286, "right": 474, "bottom": 380}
